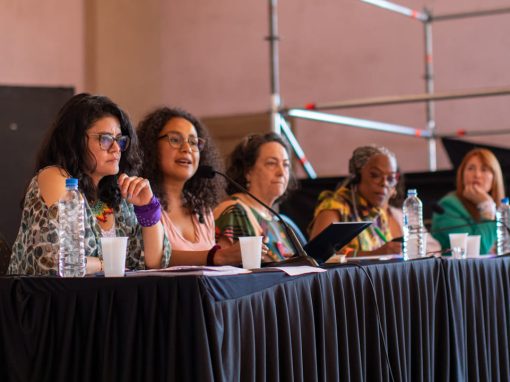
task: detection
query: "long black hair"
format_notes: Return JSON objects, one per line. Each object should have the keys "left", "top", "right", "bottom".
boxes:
{"left": 35, "top": 93, "right": 141, "bottom": 208}
{"left": 137, "top": 107, "right": 225, "bottom": 219}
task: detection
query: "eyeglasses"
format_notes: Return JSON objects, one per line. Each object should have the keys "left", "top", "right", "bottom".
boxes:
{"left": 158, "top": 132, "right": 206, "bottom": 152}
{"left": 369, "top": 170, "right": 400, "bottom": 187}
{"left": 89, "top": 133, "right": 130, "bottom": 152}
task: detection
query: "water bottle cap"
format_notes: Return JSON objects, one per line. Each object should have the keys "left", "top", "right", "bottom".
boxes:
{"left": 502, "top": 197, "right": 509, "bottom": 204}
{"left": 65, "top": 178, "right": 78, "bottom": 188}
{"left": 407, "top": 189, "right": 417, "bottom": 196}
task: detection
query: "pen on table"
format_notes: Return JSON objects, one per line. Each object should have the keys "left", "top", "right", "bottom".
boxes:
{"left": 373, "top": 226, "right": 388, "bottom": 243}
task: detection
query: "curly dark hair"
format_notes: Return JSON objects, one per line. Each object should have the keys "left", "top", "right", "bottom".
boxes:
{"left": 35, "top": 93, "right": 141, "bottom": 209}
{"left": 225, "top": 133, "right": 297, "bottom": 202}
{"left": 137, "top": 107, "right": 225, "bottom": 220}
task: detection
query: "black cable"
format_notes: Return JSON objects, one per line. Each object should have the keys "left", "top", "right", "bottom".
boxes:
{"left": 341, "top": 261, "right": 397, "bottom": 382}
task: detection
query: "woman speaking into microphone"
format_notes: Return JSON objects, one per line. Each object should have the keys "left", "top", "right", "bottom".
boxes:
{"left": 431, "top": 148, "right": 505, "bottom": 254}
{"left": 137, "top": 107, "right": 246, "bottom": 266}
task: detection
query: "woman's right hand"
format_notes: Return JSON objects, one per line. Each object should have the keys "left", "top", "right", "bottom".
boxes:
{"left": 463, "top": 184, "right": 491, "bottom": 205}
{"left": 214, "top": 240, "right": 271, "bottom": 265}
{"left": 215, "top": 241, "right": 243, "bottom": 265}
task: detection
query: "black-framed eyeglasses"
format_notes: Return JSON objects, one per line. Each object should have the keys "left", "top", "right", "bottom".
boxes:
{"left": 89, "top": 133, "right": 130, "bottom": 152}
{"left": 158, "top": 132, "right": 206, "bottom": 152}
{"left": 369, "top": 170, "right": 400, "bottom": 187}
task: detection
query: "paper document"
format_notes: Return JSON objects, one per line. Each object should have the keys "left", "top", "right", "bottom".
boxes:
{"left": 272, "top": 266, "right": 327, "bottom": 276}
{"left": 126, "top": 265, "right": 251, "bottom": 277}
{"left": 345, "top": 254, "right": 403, "bottom": 261}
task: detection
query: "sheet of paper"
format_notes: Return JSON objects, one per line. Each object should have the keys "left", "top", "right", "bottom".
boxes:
{"left": 345, "top": 254, "right": 403, "bottom": 261}
{"left": 126, "top": 265, "right": 251, "bottom": 277}
{"left": 272, "top": 266, "right": 327, "bottom": 276}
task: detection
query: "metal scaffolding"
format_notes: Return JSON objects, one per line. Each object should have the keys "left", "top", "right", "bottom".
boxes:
{"left": 267, "top": 0, "right": 510, "bottom": 177}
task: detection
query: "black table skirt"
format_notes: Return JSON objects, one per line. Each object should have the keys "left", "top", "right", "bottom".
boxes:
{"left": 202, "top": 259, "right": 447, "bottom": 382}
{"left": 444, "top": 257, "right": 510, "bottom": 381}
{"left": 1, "top": 257, "right": 509, "bottom": 381}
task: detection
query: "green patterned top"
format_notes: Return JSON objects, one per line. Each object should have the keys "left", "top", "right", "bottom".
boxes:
{"left": 311, "top": 186, "right": 392, "bottom": 255}
{"left": 8, "top": 174, "right": 171, "bottom": 275}
{"left": 215, "top": 196, "right": 293, "bottom": 262}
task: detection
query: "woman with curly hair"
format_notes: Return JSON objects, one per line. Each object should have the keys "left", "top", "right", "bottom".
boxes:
{"left": 8, "top": 93, "right": 170, "bottom": 275}
{"left": 214, "top": 133, "right": 296, "bottom": 263}
{"left": 137, "top": 107, "right": 243, "bottom": 266}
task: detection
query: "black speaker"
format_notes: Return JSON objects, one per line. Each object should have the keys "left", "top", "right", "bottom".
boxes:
{"left": 0, "top": 86, "right": 74, "bottom": 246}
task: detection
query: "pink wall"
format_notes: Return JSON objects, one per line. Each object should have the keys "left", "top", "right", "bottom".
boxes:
{"left": 86, "top": 0, "right": 167, "bottom": 123}
{"left": 2, "top": 0, "right": 510, "bottom": 176}
{"left": 0, "top": 0, "right": 85, "bottom": 90}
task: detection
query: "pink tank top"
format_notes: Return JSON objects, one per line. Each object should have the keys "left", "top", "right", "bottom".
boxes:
{"left": 161, "top": 209, "right": 215, "bottom": 251}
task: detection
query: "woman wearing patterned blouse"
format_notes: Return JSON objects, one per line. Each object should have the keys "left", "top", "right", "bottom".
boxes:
{"left": 8, "top": 93, "right": 170, "bottom": 275}
{"left": 309, "top": 145, "right": 402, "bottom": 257}
{"left": 214, "top": 133, "right": 297, "bottom": 263}
{"left": 137, "top": 107, "right": 244, "bottom": 266}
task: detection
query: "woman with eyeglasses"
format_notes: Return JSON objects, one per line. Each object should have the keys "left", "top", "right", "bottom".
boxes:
{"left": 309, "top": 145, "right": 402, "bottom": 257}
{"left": 137, "top": 107, "right": 243, "bottom": 266}
{"left": 7, "top": 93, "right": 170, "bottom": 275}
{"left": 431, "top": 148, "right": 505, "bottom": 254}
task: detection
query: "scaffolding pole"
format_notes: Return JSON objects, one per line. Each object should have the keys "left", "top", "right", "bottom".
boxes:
{"left": 266, "top": 1, "right": 510, "bottom": 176}
{"left": 267, "top": 0, "right": 281, "bottom": 135}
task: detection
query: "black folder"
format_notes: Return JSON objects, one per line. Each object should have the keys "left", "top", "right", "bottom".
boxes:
{"left": 304, "top": 222, "right": 372, "bottom": 264}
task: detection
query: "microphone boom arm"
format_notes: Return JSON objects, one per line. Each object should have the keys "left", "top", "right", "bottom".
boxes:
{"left": 214, "top": 171, "right": 318, "bottom": 266}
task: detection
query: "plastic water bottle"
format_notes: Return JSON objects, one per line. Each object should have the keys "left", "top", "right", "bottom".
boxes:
{"left": 496, "top": 197, "right": 510, "bottom": 256}
{"left": 58, "top": 178, "right": 86, "bottom": 277}
{"left": 402, "top": 189, "right": 425, "bottom": 260}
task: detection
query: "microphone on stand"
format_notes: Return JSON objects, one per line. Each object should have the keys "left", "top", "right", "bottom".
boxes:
{"left": 428, "top": 202, "right": 504, "bottom": 234}
{"left": 391, "top": 202, "right": 500, "bottom": 243}
{"left": 426, "top": 202, "right": 510, "bottom": 256}
{"left": 430, "top": 203, "right": 446, "bottom": 215}
{"left": 196, "top": 165, "right": 318, "bottom": 267}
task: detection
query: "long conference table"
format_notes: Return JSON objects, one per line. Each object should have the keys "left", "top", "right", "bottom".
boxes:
{"left": 1, "top": 256, "right": 509, "bottom": 382}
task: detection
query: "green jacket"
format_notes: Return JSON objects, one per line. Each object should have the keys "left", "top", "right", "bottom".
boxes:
{"left": 431, "top": 192, "right": 496, "bottom": 255}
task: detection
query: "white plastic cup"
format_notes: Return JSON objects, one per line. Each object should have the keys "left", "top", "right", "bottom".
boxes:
{"left": 449, "top": 233, "right": 468, "bottom": 259}
{"left": 466, "top": 235, "right": 481, "bottom": 257}
{"left": 100, "top": 237, "right": 128, "bottom": 277}
{"left": 238, "top": 236, "right": 263, "bottom": 269}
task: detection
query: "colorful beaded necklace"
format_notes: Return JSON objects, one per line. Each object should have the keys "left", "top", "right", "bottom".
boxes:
{"left": 90, "top": 200, "right": 113, "bottom": 223}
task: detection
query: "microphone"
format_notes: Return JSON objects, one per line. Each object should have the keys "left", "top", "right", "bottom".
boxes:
{"left": 391, "top": 202, "right": 497, "bottom": 243}
{"left": 428, "top": 202, "right": 504, "bottom": 234}
{"left": 197, "top": 165, "right": 318, "bottom": 267}
{"left": 431, "top": 203, "right": 445, "bottom": 215}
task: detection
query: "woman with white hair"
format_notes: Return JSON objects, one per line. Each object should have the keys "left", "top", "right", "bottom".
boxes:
{"left": 309, "top": 145, "right": 402, "bottom": 257}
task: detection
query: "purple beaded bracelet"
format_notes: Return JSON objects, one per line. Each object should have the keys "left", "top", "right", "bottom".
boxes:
{"left": 134, "top": 196, "right": 162, "bottom": 227}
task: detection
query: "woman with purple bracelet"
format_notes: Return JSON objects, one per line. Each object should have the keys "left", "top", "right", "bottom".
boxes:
{"left": 136, "top": 107, "right": 262, "bottom": 266}
{"left": 7, "top": 93, "right": 171, "bottom": 275}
